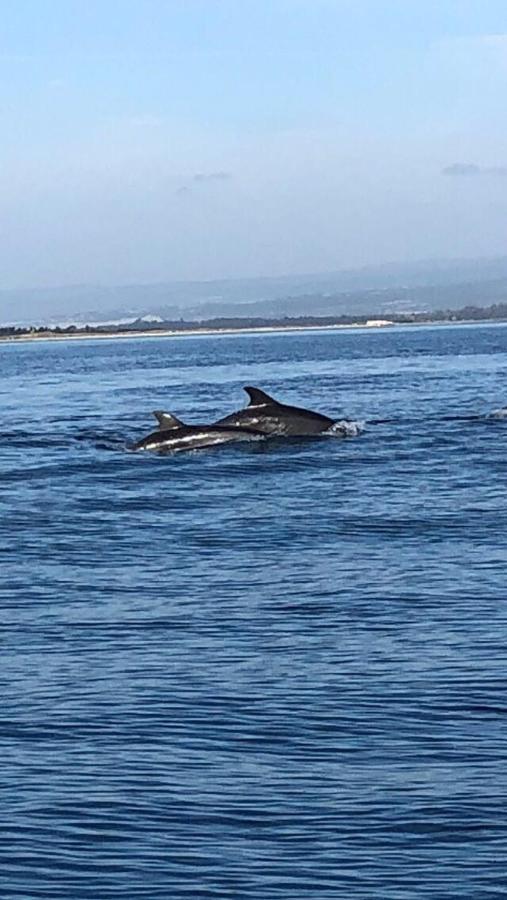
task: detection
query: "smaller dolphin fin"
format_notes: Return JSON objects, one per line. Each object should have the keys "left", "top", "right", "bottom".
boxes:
{"left": 153, "top": 410, "right": 184, "bottom": 430}
{"left": 244, "top": 386, "right": 277, "bottom": 407}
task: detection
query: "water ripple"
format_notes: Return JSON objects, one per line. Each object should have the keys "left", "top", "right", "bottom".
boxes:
{"left": 1, "top": 325, "right": 507, "bottom": 898}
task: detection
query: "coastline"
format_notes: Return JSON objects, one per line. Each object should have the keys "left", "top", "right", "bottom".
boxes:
{"left": 1, "top": 318, "right": 506, "bottom": 345}
{"left": 0, "top": 321, "right": 386, "bottom": 344}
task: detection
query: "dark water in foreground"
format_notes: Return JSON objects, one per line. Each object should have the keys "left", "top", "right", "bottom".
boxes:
{"left": 1, "top": 324, "right": 507, "bottom": 899}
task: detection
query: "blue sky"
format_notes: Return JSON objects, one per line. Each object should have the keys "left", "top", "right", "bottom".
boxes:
{"left": 1, "top": 0, "right": 507, "bottom": 288}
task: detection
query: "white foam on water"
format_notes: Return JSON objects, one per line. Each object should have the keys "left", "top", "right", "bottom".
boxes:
{"left": 325, "top": 419, "right": 365, "bottom": 437}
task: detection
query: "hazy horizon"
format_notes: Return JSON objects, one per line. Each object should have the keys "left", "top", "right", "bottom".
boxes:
{"left": 3, "top": 253, "right": 507, "bottom": 326}
{"left": 3, "top": 251, "right": 507, "bottom": 295}
{"left": 1, "top": 1, "right": 507, "bottom": 295}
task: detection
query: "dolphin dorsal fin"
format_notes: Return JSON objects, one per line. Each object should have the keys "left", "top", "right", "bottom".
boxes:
{"left": 244, "top": 386, "right": 277, "bottom": 407}
{"left": 153, "top": 410, "right": 184, "bottom": 430}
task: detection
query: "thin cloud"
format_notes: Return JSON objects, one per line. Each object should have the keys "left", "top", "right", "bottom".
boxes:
{"left": 484, "top": 166, "right": 507, "bottom": 176}
{"left": 175, "top": 171, "right": 232, "bottom": 197}
{"left": 442, "top": 163, "right": 507, "bottom": 177}
{"left": 192, "top": 171, "right": 232, "bottom": 183}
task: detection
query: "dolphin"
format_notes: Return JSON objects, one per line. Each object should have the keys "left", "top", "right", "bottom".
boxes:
{"left": 214, "top": 386, "right": 340, "bottom": 436}
{"left": 131, "top": 411, "right": 265, "bottom": 453}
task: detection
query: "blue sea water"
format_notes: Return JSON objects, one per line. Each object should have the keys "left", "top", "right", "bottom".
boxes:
{"left": 1, "top": 323, "right": 507, "bottom": 899}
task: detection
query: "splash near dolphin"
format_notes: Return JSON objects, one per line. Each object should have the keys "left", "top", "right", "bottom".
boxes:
{"left": 132, "top": 410, "right": 265, "bottom": 453}
{"left": 216, "top": 386, "right": 346, "bottom": 436}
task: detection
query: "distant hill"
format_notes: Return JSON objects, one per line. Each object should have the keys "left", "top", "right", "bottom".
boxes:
{"left": 2, "top": 256, "right": 507, "bottom": 326}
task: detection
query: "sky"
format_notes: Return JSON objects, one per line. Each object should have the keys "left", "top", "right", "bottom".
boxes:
{"left": 1, "top": 0, "right": 507, "bottom": 289}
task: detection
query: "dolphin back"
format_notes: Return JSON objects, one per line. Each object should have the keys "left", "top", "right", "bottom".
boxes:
{"left": 215, "top": 386, "right": 336, "bottom": 435}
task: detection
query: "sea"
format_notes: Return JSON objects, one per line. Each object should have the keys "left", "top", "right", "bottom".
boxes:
{"left": 1, "top": 323, "right": 506, "bottom": 899}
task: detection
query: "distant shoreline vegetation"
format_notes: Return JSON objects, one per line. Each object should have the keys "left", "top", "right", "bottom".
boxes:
{"left": 2, "top": 303, "right": 507, "bottom": 340}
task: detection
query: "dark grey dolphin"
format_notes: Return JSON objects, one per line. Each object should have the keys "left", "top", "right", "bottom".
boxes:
{"left": 215, "top": 387, "right": 339, "bottom": 436}
{"left": 132, "top": 411, "right": 265, "bottom": 453}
